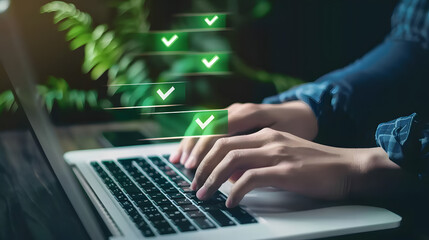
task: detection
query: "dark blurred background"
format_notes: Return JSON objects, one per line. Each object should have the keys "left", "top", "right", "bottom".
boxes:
{"left": 1, "top": 0, "right": 399, "bottom": 126}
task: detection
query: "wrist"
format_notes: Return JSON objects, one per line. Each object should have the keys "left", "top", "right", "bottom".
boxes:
{"left": 277, "top": 101, "right": 318, "bottom": 140}
{"left": 350, "top": 147, "right": 416, "bottom": 199}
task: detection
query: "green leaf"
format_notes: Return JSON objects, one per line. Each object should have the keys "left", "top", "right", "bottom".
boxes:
{"left": 92, "top": 25, "right": 108, "bottom": 40}
{"left": 54, "top": 11, "right": 74, "bottom": 24}
{"left": 126, "top": 60, "right": 145, "bottom": 81}
{"left": 66, "top": 25, "right": 90, "bottom": 41}
{"left": 86, "top": 91, "right": 98, "bottom": 108}
{"left": 98, "top": 31, "right": 115, "bottom": 49}
{"left": 120, "top": 92, "right": 131, "bottom": 107}
{"left": 128, "top": 85, "right": 148, "bottom": 106}
{"left": 58, "top": 18, "right": 78, "bottom": 31}
{"left": 70, "top": 33, "right": 92, "bottom": 50}
{"left": 44, "top": 91, "right": 56, "bottom": 112}
{"left": 91, "top": 62, "right": 111, "bottom": 80}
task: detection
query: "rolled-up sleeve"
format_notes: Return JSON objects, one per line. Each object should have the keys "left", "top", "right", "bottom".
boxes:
{"left": 264, "top": 39, "right": 429, "bottom": 147}
{"left": 263, "top": 79, "right": 354, "bottom": 146}
{"left": 376, "top": 113, "right": 429, "bottom": 180}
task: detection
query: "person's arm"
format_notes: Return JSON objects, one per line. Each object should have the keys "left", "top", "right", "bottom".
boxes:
{"left": 172, "top": 39, "right": 429, "bottom": 168}
{"left": 190, "top": 128, "right": 419, "bottom": 207}
{"left": 191, "top": 113, "right": 429, "bottom": 206}
{"left": 264, "top": 39, "right": 429, "bottom": 147}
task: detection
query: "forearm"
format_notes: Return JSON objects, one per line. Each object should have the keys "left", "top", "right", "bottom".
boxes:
{"left": 270, "top": 101, "right": 318, "bottom": 141}
{"left": 265, "top": 40, "right": 429, "bottom": 147}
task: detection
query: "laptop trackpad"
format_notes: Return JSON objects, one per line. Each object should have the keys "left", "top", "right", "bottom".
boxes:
{"left": 220, "top": 181, "right": 337, "bottom": 213}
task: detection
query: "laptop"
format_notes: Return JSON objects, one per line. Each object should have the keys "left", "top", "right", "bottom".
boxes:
{"left": 0, "top": 21, "right": 401, "bottom": 239}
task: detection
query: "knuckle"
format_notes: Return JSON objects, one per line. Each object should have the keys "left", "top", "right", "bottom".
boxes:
{"left": 242, "top": 169, "right": 259, "bottom": 184}
{"left": 282, "top": 131, "right": 293, "bottom": 139}
{"left": 281, "top": 164, "right": 293, "bottom": 174}
{"left": 241, "top": 103, "right": 259, "bottom": 113}
{"left": 281, "top": 161, "right": 301, "bottom": 175}
{"left": 225, "top": 150, "right": 241, "bottom": 166}
{"left": 206, "top": 174, "right": 217, "bottom": 186}
{"left": 214, "top": 137, "right": 229, "bottom": 150}
{"left": 273, "top": 144, "right": 289, "bottom": 157}
{"left": 183, "top": 138, "right": 196, "bottom": 150}
{"left": 259, "top": 127, "right": 272, "bottom": 134}
{"left": 228, "top": 103, "right": 242, "bottom": 109}
{"left": 271, "top": 131, "right": 283, "bottom": 140}
{"left": 242, "top": 103, "right": 254, "bottom": 109}
{"left": 259, "top": 128, "right": 282, "bottom": 142}
{"left": 195, "top": 161, "right": 208, "bottom": 177}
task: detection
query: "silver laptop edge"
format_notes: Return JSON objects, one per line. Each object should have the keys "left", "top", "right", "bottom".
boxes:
{"left": 0, "top": 12, "right": 105, "bottom": 240}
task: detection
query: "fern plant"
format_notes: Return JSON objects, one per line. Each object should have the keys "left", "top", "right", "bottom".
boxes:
{"left": 0, "top": 0, "right": 154, "bottom": 116}
{"left": 41, "top": 1, "right": 123, "bottom": 80}
{"left": 41, "top": 0, "right": 154, "bottom": 108}
{"left": 37, "top": 76, "right": 110, "bottom": 112}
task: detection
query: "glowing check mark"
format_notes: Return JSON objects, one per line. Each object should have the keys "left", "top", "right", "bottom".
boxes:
{"left": 195, "top": 115, "right": 215, "bottom": 130}
{"left": 157, "top": 86, "right": 175, "bottom": 101}
{"left": 202, "top": 55, "right": 220, "bottom": 69}
{"left": 205, "top": 15, "right": 219, "bottom": 26}
{"left": 161, "top": 35, "right": 179, "bottom": 47}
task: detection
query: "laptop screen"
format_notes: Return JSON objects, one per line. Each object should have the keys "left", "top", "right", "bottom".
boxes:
{"left": 0, "top": 67, "right": 90, "bottom": 239}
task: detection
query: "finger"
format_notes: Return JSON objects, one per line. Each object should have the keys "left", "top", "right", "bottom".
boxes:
{"left": 169, "top": 141, "right": 183, "bottom": 163}
{"left": 191, "top": 132, "right": 267, "bottom": 190}
{"left": 226, "top": 166, "right": 282, "bottom": 208}
{"left": 184, "top": 114, "right": 228, "bottom": 168}
{"left": 179, "top": 137, "right": 198, "bottom": 165}
{"left": 185, "top": 136, "right": 219, "bottom": 169}
{"left": 171, "top": 103, "right": 242, "bottom": 165}
{"left": 229, "top": 170, "right": 245, "bottom": 183}
{"left": 179, "top": 103, "right": 261, "bottom": 165}
{"left": 196, "top": 148, "right": 274, "bottom": 200}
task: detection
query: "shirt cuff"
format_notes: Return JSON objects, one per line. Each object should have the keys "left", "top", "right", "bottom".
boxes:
{"left": 375, "top": 113, "right": 429, "bottom": 179}
{"left": 263, "top": 81, "right": 354, "bottom": 146}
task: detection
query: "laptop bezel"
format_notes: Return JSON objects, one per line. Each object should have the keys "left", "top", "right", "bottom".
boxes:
{"left": 0, "top": 25, "right": 106, "bottom": 238}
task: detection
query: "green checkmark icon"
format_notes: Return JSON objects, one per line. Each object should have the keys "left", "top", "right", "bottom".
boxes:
{"left": 161, "top": 35, "right": 179, "bottom": 47}
{"left": 205, "top": 16, "right": 219, "bottom": 26}
{"left": 202, "top": 56, "right": 220, "bottom": 69}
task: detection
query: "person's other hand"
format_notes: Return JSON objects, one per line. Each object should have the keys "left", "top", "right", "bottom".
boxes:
{"left": 169, "top": 101, "right": 318, "bottom": 169}
{"left": 191, "top": 128, "right": 411, "bottom": 208}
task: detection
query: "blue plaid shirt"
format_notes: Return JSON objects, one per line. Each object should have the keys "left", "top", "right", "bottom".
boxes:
{"left": 264, "top": 0, "right": 429, "bottom": 179}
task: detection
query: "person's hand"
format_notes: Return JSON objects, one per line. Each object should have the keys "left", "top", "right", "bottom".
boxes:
{"left": 190, "top": 128, "right": 412, "bottom": 208}
{"left": 169, "top": 101, "right": 318, "bottom": 169}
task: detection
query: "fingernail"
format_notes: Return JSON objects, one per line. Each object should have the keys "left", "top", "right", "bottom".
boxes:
{"left": 190, "top": 181, "right": 197, "bottom": 191}
{"left": 196, "top": 185, "right": 207, "bottom": 200}
{"left": 169, "top": 152, "right": 178, "bottom": 162}
{"left": 225, "top": 198, "right": 233, "bottom": 208}
{"left": 184, "top": 156, "right": 195, "bottom": 169}
{"left": 180, "top": 152, "right": 189, "bottom": 165}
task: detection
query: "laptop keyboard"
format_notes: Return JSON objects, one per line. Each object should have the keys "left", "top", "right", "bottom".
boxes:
{"left": 90, "top": 155, "right": 257, "bottom": 237}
